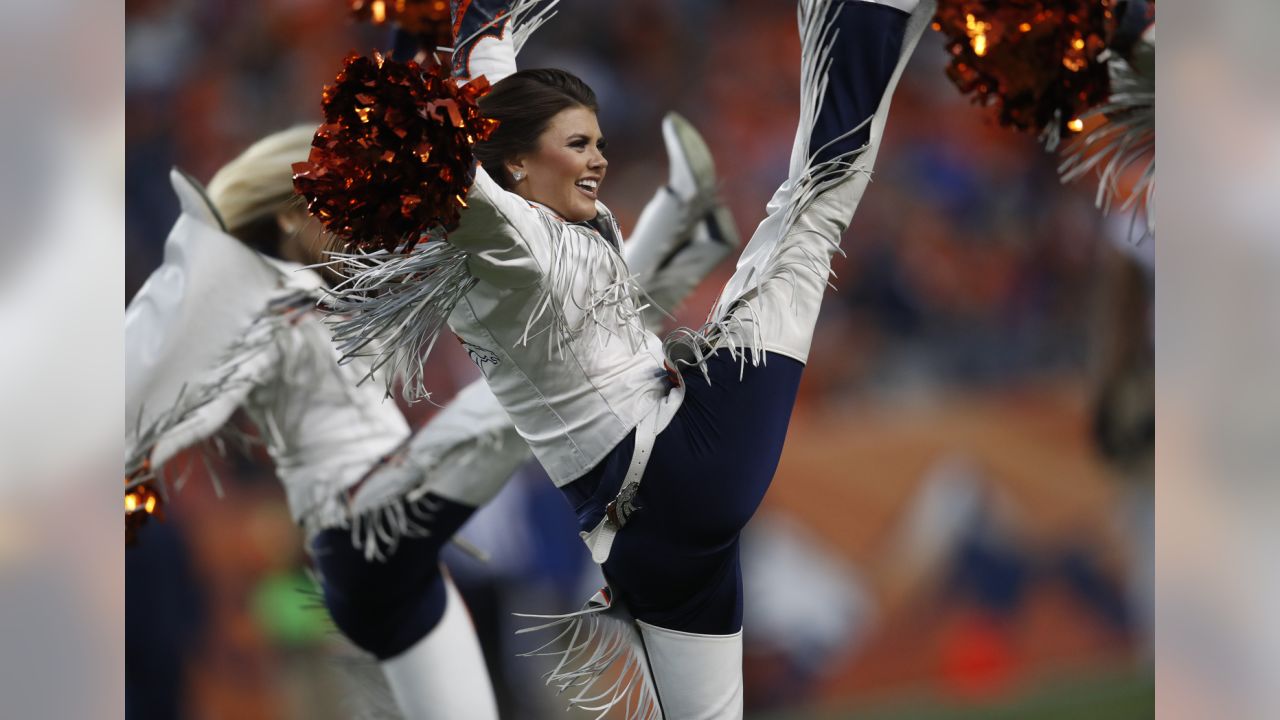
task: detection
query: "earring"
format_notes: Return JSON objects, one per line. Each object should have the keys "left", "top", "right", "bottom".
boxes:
{"left": 512, "top": 171, "right": 525, "bottom": 182}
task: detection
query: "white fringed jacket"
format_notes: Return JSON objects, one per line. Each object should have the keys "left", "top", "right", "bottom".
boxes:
{"left": 446, "top": 172, "right": 677, "bottom": 486}
{"left": 126, "top": 171, "right": 410, "bottom": 528}
{"left": 328, "top": 22, "right": 682, "bottom": 489}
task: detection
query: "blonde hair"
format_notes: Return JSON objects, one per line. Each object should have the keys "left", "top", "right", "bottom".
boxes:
{"left": 206, "top": 125, "right": 316, "bottom": 232}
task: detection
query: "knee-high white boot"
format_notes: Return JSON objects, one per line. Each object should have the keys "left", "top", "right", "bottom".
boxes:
{"left": 380, "top": 574, "right": 499, "bottom": 720}
{"left": 626, "top": 112, "right": 740, "bottom": 330}
{"left": 698, "top": 0, "right": 935, "bottom": 366}
{"left": 637, "top": 621, "right": 744, "bottom": 720}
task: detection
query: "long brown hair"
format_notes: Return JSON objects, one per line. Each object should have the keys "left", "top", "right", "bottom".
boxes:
{"left": 474, "top": 68, "right": 598, "bottom": 189}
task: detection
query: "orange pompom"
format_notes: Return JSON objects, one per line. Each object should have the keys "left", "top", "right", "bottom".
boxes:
{"left": 293, "top": 53, "right": 497, "bottom": 252}
{"left": 933, "top": 0, "right": 1115, "bottom": 140}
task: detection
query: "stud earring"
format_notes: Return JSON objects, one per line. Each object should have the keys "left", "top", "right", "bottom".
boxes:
{"left": 512, "top": 171, "right": 525, "bottom": 182}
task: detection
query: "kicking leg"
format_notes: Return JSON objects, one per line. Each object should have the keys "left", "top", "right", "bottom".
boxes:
{"left": 675, "top": 0, "right": 934, "bottom": 369}
{"left": 310, "top": 496, "right": 499, "bottom": 720}
{"left": 630, "top": 2, "right": 936, "bottom": 717}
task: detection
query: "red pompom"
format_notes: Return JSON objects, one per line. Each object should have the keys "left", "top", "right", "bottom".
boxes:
{"left": 349, "top": 0, "right": 454, "bottom": 50}
{"left": 933, "top": 0, "right": 1115, "bottom": 141}
{"left": 293, "top": 53, "right": 497, "bottom": 252}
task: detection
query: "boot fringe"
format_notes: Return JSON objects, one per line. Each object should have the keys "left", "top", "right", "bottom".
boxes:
{"left": 515, "top": 590, "right": 661, "bottom": 719}
{"left": 449, "top": 0, "right": 562, "bottom": 58}
{"left": 302, "top": 424, "right": 508, "bottom": 562}
{"left": 667, "top": 0, "right": 935, "bottom": 377}
{"left": 510, "top": 0, "right": 560, "bottom": 55}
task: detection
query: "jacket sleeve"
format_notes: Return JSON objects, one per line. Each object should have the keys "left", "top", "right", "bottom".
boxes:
{"left": 131, "top": 327, "right": 283, "bottom": 474}
{"left": 451, "top": 0, "right": 520, "bottom": 84}
{"left": 446, "top": 165, "right": 553, "bottom": 289}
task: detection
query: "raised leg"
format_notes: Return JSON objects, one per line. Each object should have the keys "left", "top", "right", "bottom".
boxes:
{"left": 675, "top": 0, "right": 934, "bottom": 369}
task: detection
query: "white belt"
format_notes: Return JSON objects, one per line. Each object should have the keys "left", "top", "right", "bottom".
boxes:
{"left": 580, "top": 380, "right": 685, "bottom": 564}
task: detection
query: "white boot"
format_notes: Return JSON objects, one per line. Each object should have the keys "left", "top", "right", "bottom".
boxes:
{"left": 637, "top": 621, "right": 744, "bottom": 720}
{"left": 380, "top": 574, "right": 499, "bottom": 720}
{"left": 703, "top": 0, "right": 936, "bottom": 366}
{"left": 626, "top": 112, "right": 740, "bottom": 329}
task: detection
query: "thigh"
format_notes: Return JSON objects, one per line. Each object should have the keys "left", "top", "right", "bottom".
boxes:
{"left": 311, "top": 494, "right": 475, "bottom": 601}
{"left": 645, "top": 350, "right": 805, "bottom": 539}
{"left": 598, "top": 351, "right": 802, "bottom": 633}
{"left": 604, "top": 527, "right": 744, "bottom": 636}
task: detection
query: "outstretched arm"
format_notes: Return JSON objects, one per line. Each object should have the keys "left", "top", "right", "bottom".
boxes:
{"left": 128, "top": 319, "right": 283, "bottom": 479}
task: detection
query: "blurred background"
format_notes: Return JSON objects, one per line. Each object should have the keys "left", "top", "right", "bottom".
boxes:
{"left": 124, "top": 0, "right": 1153, "bottom": 717}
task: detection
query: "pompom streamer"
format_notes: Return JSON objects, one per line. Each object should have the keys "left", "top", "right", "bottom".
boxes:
{"left": 293, "top": 52, "right": 497, "bottom": 253}
{"left": 932, "top": 0, "right": 1115, "bottom": 148}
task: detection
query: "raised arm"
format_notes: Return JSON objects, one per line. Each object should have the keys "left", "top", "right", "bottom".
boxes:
{"left": 127, "top": 168, "right": 296, "bottom": 474}
{"left": 452, "top": 0, "right": 557, "bottom": 84}
{"left": 128, "top": 309, "right": 286, "bottom": 480}
{"left": 442, "top": 0, "right": 564, "bottom": 282}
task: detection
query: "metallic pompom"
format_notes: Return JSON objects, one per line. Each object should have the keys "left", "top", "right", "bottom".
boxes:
{"left": 293, "top": 53, "right": 497, "bottom": 252}
{"left": 125, "top": 478, "right": 164, "bottom": 546}
{"left": 349, "top": 0, "right": 454, "bottom": 50}
{"left": 933, "top": 0, "right": 1115, "bottom": 146}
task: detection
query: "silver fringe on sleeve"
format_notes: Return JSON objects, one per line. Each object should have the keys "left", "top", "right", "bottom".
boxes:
{"left": 319, "top": 239, "right": 477, "bottom": 403}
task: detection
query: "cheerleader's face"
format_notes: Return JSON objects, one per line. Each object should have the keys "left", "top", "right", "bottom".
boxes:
{"left": 508, "top": 105, "right": 608, "bottom": 222}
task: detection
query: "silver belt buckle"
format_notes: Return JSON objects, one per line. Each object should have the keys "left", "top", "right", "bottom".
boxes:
{"left": 605, "top": 482, "right": 641, "bottom": 529}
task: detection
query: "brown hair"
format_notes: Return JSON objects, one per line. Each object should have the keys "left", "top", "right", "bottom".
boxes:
{"left": 474, "top": 68, "right": 598, "bottom": 189}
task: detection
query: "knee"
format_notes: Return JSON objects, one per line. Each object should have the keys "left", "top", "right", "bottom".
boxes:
{"left": 323, "top": 570, "right": 448, "bottom": 660}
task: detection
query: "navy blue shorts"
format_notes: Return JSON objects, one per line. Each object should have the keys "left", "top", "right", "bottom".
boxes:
{"left": 563, "top": 350, "right": 805, "bottom": 635}
{"left": 309, "top": 494, "right": 476, "bottom": 659}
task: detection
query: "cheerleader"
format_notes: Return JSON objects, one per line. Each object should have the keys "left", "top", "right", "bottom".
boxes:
{"left": 323, "top": 0, "right": 936, "bottom": 715}
{"left": 125, "top": 107, "right": 736, "bottom": 717}
{"left": 125, "top": 126, "right": 501, "bottom": 718}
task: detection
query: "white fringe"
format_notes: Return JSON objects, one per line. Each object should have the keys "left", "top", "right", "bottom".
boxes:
{"left": 449, "top": 0, "right": 561, "bottom": 58}
{"left": 319, "top": 238, "right": 477, "bottom": 403}
{"left": 301, "top": 425, "right": 508, "bottom": 562}
{"left": 349, "top": 492, "right": 443, "bottom": 562}
{"left": 303, "top": 463, "right": 442, "bottom": 563}
{"left": 510, "top": 0, "right": 560, "bottom": 54}
{"left": 664, "top": 0, "right": 869, "bottom": 379}
{"left": 515, "top": 590, "right": 660, "bottom": 719}
{"left": 1057, "top": 54, "right": 1155, "bottom": 239}
{"left": 125, "top": 291, "right": 313, "bottom": 499}
{"left": 520, "top": 209, "right": 652, "bottom": 361}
